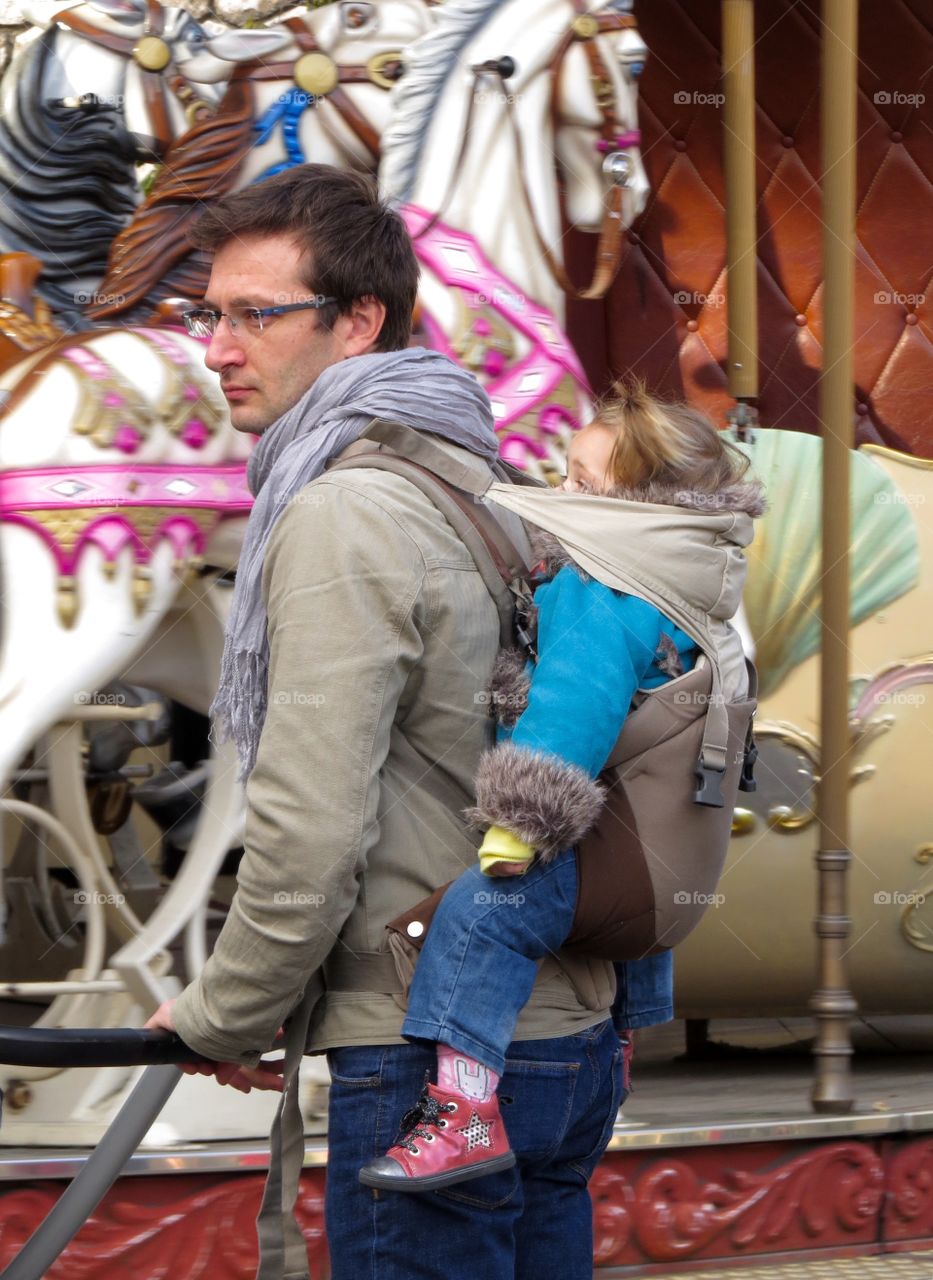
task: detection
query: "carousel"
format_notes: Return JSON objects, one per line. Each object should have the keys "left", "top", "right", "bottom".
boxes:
{"left": 0, "top": 0, "right": 930, "bottom": 1275}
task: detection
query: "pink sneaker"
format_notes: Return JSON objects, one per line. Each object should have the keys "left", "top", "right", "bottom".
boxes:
{"left": 358, "top": 1081, "right": 515, "bottom": 1193}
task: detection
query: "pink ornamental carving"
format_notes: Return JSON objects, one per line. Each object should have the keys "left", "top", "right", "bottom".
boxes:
{"left": 401, "top": 204, "right": 591, "bottom": 469}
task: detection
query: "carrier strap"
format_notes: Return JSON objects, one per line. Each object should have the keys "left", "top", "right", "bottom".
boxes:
{"left": 691, "top": 655, "right": 758, "bottom": 806}
{"left": 327, "top": 421, "right": 535, "bottom": 651}
{"left": 323, "top": 947, "right": 405, "bottom": 993}
{"left": 362, "top": 418, "right": 496, "bottom": 496}
{"left": 256, "top": 977, "right": 322, "bottom": 1280}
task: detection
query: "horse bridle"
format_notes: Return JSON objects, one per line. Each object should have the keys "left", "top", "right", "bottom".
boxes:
{"left": 417, "top": 3, "right": 642, "bottom": 301}
{"left": 51, "top": 1, "right": 639, "bottom": 292}
{"left": 547, "top": 3, "right": 643, "bottom": 299}
{"left": 229, "top": 16, "right": 406, "bottom": 164}
{"left": 54, "top": 0, "right": 213, "bottom": 155}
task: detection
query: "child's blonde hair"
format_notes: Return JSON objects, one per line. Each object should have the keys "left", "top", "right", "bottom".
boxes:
{"left": 592, "top": 380, "right": 756, "bottom": 504}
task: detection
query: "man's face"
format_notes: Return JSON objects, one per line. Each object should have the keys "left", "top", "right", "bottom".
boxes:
{"left": 202, "top": 232, "right": 347, "bottom": 435}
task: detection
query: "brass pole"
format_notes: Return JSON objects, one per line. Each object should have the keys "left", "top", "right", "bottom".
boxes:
{"left": 722, "top": 0, "right": 758, "bottom": 435}
{"left": 811, "top": 0, "right": 858, "bottom": 1114}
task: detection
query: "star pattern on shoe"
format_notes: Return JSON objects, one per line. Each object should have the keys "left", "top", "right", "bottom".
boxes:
{"left": 456, "top": 1109, "right": 493, "bottom": 1152}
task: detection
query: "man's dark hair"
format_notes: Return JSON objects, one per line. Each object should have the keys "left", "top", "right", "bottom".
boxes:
{"left": 190, "top": 165, "right": 419, "bottom": 352}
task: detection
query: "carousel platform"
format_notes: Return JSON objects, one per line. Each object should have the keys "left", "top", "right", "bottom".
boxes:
{"left": 0, "top": 1016, "right": 931, "bottom": 1277}
{"left": 593, "top": 1016, "right": 933, "bottom": 1275}
{"left": 647, "top": 1256, "right": 933, "bottom": 1279}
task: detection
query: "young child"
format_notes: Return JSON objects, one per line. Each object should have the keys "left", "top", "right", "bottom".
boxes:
{"left": 359, "top": 383, "right": 764, "bottom": 1193}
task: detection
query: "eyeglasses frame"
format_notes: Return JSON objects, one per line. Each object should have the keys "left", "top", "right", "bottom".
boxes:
{"left": 182, "top": 297, "right": 339, "bottom": 337}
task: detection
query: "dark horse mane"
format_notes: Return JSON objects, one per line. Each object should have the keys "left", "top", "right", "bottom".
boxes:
{"left": 0, "top": 29, "right": 139, "bottom": 328}
{"left": 88, "top": 79, "right": 256, "bottom": 324}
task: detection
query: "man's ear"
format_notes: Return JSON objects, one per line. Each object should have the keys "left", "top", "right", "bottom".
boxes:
{"left": 336, "top": 296, "right": 387, "bottom": 357}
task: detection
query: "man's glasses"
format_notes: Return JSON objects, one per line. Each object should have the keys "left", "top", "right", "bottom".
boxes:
{"left": 182, "top": 297, "right": 338, "bottom": 339}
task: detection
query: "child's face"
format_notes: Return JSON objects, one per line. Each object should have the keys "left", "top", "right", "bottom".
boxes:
{"left": 561, "top": 424, "right": 615, "bottom": 493}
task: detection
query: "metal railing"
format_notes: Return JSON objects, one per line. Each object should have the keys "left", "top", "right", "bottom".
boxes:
{"left": 0, "top": 1027, "right": 199, "bottom": 1280}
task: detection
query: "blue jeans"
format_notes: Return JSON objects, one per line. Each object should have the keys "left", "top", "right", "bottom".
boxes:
{"left": 401, "top": 853, "right": 578, "bottom": 1075}
{"left": 402, "top": 851, "right": 652, "bottom": 1076}
{"left": 325, "top": 1019, "right": 625, "bottom": 1280}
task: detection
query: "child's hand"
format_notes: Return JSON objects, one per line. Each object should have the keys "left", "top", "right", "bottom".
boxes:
{"left": 486, "top": 861, "right": 528, "bottom": 877}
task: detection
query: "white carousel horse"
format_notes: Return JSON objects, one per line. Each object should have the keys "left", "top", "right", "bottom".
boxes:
{"left": 0, "top": 325, "right": 250, "bottom": 995}
{"left": 380, "top": 0, "right": 650, "bottom": 480}
{"left": 85, "top": 0, "right": 438, "bottom": 323}
{"left": 373, "top": 0, "right": 766, "bottom": 663}
{"left": 0, "top": 316, "right": 305, "bottom": 1139}
{"left": 0, "top": 1, "right": 440, "bottom": 1142}
{"left": 0, "top": 0, "right": 247, "bottom": 321}
{"left": 0, "top": 1, "right": 436, "bottom": 324}
{"left": 0, "top": 0, "right": 441, "bottom": 1008}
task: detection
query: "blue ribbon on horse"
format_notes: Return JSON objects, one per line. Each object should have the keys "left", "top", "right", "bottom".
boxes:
{"left": 253, "top": 87, "right": 317, "bottom": 180}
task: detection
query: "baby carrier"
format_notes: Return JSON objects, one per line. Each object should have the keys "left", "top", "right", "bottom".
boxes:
{"left": 329, "top": 419, "right": 758, "bottom": 963}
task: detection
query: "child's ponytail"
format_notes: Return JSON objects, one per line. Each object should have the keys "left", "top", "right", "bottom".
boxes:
{"left": 594, "top": 379, "right": 762, "bottom": 509}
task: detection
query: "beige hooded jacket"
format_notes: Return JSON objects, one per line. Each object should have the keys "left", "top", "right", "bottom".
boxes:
{"left": 171, "top": 437, "right": 616, "bottom": 1067}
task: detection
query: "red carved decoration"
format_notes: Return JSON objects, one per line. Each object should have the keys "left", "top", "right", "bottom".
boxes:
{"left": 591, "top": 1142, "right": 884, "bottom": 1267}
{"left": 0, "top": 1171, "right": 328, "bottom": 1280}
{"left": 592, "top": 1166, "right": 635, "bottom": 1264}
{"left": 3, "top": 1138, "right": 932, "bottom": 1275}
{"left": 883, "top": 1137, "right": 933, "bottom": 1242}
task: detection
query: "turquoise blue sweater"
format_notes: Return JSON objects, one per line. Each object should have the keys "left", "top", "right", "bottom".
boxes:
{"left": 501, "top": 565, "right": 699, "bottom": 773}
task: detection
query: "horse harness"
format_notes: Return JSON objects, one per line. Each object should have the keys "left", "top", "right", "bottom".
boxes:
{"left": 229, "top": 16, "right": 407, "bottom": 164}
{"left": 416, "top": 3, "right": 642, "bottom": 301}
{"left": 54, "top": 0, "right": 213, "bottom": 155}
{"left": 51, "top": 4, "right": 401, "bottom": 163}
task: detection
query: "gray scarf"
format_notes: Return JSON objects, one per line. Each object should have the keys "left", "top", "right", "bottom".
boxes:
{"left": 211, "top": 347, "right": 499, "bottom": 777}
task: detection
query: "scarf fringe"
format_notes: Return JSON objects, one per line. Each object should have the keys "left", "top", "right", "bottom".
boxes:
{"left": 210, "top": 646, "right": 269, "bottom": 780}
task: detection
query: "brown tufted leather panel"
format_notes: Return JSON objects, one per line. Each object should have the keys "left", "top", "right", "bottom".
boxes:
{"left": 566, "top": 0, "right": 933, "bottom": 457}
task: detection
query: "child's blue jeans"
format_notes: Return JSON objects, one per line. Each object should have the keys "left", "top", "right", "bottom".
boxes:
{"left": 401, "top": 848, "right": 639, "bottom": 1076}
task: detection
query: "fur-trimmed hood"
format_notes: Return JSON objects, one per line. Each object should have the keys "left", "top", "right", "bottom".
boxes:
{"left": 530, "top": 477, "right": 765, "bottom": 583}
{"left": 603, "top": 477, "right": 765, "bottom": 518}
{"left": 485, "top": 480, "right": 760, "bottom": 625}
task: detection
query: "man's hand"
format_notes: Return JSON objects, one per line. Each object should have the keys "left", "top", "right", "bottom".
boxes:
{"left": 145, "top": 999, "right": 285, "bottom": 1094}
{"left": 486, "top": 861, "right": 529, "bottom": 876}
{"left": 192, "top": 1058, "right": 286, "bottom": 1094}
{"left": 145, "top": 997, "right": 178, "bottom": 1036}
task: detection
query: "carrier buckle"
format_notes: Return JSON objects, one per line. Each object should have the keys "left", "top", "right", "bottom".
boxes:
{"left": 694, "top": 760, "right": 726, "bottom": 808}
{"left": 739, "top": 739, "right": 758, "bottom": 792}
{"left": 512, "top": 581, "right": 538, "bottom": 662}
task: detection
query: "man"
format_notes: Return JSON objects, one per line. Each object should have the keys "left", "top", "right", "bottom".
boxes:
{"left": 147, "top": 164, "right": 672, "bottom": 1280}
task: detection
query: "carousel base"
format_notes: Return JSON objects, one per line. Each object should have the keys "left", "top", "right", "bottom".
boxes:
{"left": 643, "top": 1259, "right": 933, "bottom": 1280}
{"left": 0, "top": 1018, "right": 931, "bottom": 1278}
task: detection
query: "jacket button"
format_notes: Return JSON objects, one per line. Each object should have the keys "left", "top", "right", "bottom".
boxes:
{"left": 407, "top": 921, "right": 425, "bottom": 939}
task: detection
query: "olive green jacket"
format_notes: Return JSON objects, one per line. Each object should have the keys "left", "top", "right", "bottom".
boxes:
{"left": 172, "top": 436, "right": 613, "bottom": 1066}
